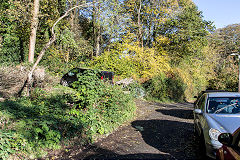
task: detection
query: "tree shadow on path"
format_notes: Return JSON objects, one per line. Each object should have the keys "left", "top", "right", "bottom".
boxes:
{"left": 155, "top": 108, "right": 194, "bottom": 119}
{"left": 80, "top": 145, "right": 172, "bottom": 159}
{"left": 80, "top": 119, "right": 200, "bottom": 160}
{"left": 131, "top": 119, "right": 198, "bottom": 159}
{"left": 79, "top": 109, "right": 202, "bottom": 159}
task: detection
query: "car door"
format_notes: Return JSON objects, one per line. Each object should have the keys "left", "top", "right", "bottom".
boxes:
{"left": 195, "top": 94, "right": 207, "bottom": 135}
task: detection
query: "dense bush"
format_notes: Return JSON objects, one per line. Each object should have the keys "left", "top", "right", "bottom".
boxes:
{"left": 207, "top": 57, "right": 238, "bottom": 92}
{"left": 0, "top": 70, "right": 136, "bottom": 159}
{"left": 71, "top": 70, "right": 136, "bottom": 140}
{"left": 143, "top": 72, "right": 186, "bottom": 102}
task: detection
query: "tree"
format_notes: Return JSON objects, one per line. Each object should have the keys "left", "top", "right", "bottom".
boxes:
{"left": 92, "top": 0, "right": 101, "bottom": 57}
{"left": 209, "top": 24, "right": 240, "bottom": 57}
{"left": 28, "top": 0, "right": 40, "bottom": 63}
{"left": 122, "top": 0, "right": 179, "bottom": 48}
{"left": 23, "top": 2, "right": 95, "bottom": 96}
{"left": 157, "top": 0, "right": 214, "bottom": 62}
{"left": 0, "top": 0, "right": 32, "bottom": 63}
{"left": 206, "top": 24, "right": 240, "bottom": 91}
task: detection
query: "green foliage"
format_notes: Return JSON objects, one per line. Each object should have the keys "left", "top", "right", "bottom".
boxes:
{"left": 0, "top": 130, "right": 27, "bottom": 160}
{"left": 144, "top": 73, "right": 167, "bottom": 101}
{"left": 0, "top": 0, "right": 32, "bottom": 63}
{"left": 90, "top": 34, "right": 170, "bottom": 81}
{"left": 207, "top": 58, "right": 238, "bottom": 92}
{"left": 209, "top": 24, "right": 240, "bottom": 57}
{"left": 0, "top": 87, "right": 77, "bottom": 159}
{"left": 144, "top": 72, "right": 186, "bottom": 102}
{"left": 0, "top": 0, "right": 217, "bottom": 101}
{"left": 71, "top": 70, "right": 104, "bottom": 108}
{"left": 0, "top": 71, "right": 136, "bottom": 158}
{"left": 206, "top": 24, "right": 240, "bottom": 92}
{"left": 173, "top": 55, "right": 211, "bottom": 101}
{"left": 165, "top": 74, "right": 187, "bottom": 102}
{"left": 90, "top": 49, "right": 137, "bottom": 79}
{"left": 157, "top": 0, "right": 214, "bottom": 62}
{"left": 70, "top": 70, "right": 136, "bottom": 141}
{"left": 40, "top": 28, "right": 93, "bottom": 76}
{"left": 1, "top": 0, "right": 232, "bottom": 157}
{"left": 0, "top": 33, "right": 22, "bottom": 63}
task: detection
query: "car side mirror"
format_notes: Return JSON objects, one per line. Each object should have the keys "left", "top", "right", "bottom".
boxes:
{"left": 218, "top": 133, "right": 233, "bottom": 146}
{"left": 194, "top": 109, "right": 203, "bottom": 115}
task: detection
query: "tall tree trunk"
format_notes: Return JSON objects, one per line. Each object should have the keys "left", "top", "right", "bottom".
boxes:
{"left": 137, "top": 0, "right": 143, "bottom": 48}
{"left": 92, "top": 0, "right": 96, "bottom": 57}
{"left": 96, "top": 19, "right": 101, "bottom": 56}
{"left": 147, "top": 0, "right": 153, "bottom": 48}
{"left": 93, "top": 0, "right": 100, "bottom": 57}
{"left": 28, "top": 0, "right": 39, "bottom": 63}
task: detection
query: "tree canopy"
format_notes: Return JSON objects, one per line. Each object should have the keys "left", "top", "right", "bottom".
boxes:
{"left": 1, "top": 0, "right": 237, "bottom": 97}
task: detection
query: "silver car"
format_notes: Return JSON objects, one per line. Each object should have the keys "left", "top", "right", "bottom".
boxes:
{"left": 194, "top": 91, "right": 240, "bottom": 159}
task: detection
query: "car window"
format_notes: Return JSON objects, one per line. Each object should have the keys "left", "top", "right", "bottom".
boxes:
{"left": 197, "top": 95, "right": 206, "bottom": 111}
{"left": 207, "top": 97, "right": 240, "bottom": 114}
{"left": 195, "top": 97, "right": 201, "bottom": 109}
{"left": 68, "top": 68, "right": 79, "bottom": 76}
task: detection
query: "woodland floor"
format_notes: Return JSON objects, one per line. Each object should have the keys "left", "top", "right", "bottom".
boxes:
{"left": 48, "top": 99, "right": 205, "bottom": 160}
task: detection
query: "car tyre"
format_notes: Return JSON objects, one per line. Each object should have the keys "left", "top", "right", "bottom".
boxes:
{"left": 199, "top": 133, "right": 207, "bottom": 159}
{"left": 61, "top": 80, "right": 69, "bottom": 87}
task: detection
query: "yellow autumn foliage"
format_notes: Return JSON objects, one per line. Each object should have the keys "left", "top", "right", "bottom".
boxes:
{"left": 91, "top": 33, "right": 170, "bottom": 82}
{"left": 173, "top": 46, "right": 217, "bottom": 101}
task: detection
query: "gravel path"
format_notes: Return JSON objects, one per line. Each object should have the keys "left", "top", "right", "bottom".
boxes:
{"left": 52, "top": 99, "right": 203, "bottom": 160}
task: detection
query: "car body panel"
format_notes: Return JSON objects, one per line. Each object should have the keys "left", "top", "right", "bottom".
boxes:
{"left": 60, "top": 68, "right": 114, "bottom": 87}
{"left": 208, "top": 114, "right": 240, "bottom": 133}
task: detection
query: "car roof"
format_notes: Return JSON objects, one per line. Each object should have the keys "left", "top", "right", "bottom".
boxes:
{"left": 72, "top": 67, "right": 114, "bottom": 73}
{"left": 207, "top": 92, "right": 240, "bottom": 97}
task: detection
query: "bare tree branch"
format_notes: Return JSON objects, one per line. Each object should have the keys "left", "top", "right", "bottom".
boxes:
{"left": 23, "top": 2, "right": 96, "bottom": 96}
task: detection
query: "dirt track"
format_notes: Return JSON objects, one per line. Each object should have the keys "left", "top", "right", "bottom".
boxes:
{"left": 52, "top": 100, "right": 203, "bottom": 160}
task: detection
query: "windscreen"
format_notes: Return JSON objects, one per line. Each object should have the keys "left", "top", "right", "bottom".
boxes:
{"left": 208, "top": 97, "right": 240, "bottom": 114}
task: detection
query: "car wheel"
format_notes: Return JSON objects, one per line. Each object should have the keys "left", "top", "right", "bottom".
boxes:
{"left": 61, "top": 80, "right": 69, "bottom": 87}
{"left": 199, "top": 133, "right": 207, "bottom": 159}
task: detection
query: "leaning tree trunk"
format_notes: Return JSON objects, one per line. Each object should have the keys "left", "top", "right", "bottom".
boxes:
{"left": 22, "top": 2, "right": 95, "bottom": 97}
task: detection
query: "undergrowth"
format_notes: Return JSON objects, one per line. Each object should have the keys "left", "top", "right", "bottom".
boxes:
{"left": 143, "top": 72, "right": 187, "bottom": 103}
{"left": 0, "top": 70, "right": 136, "bottom": 159}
